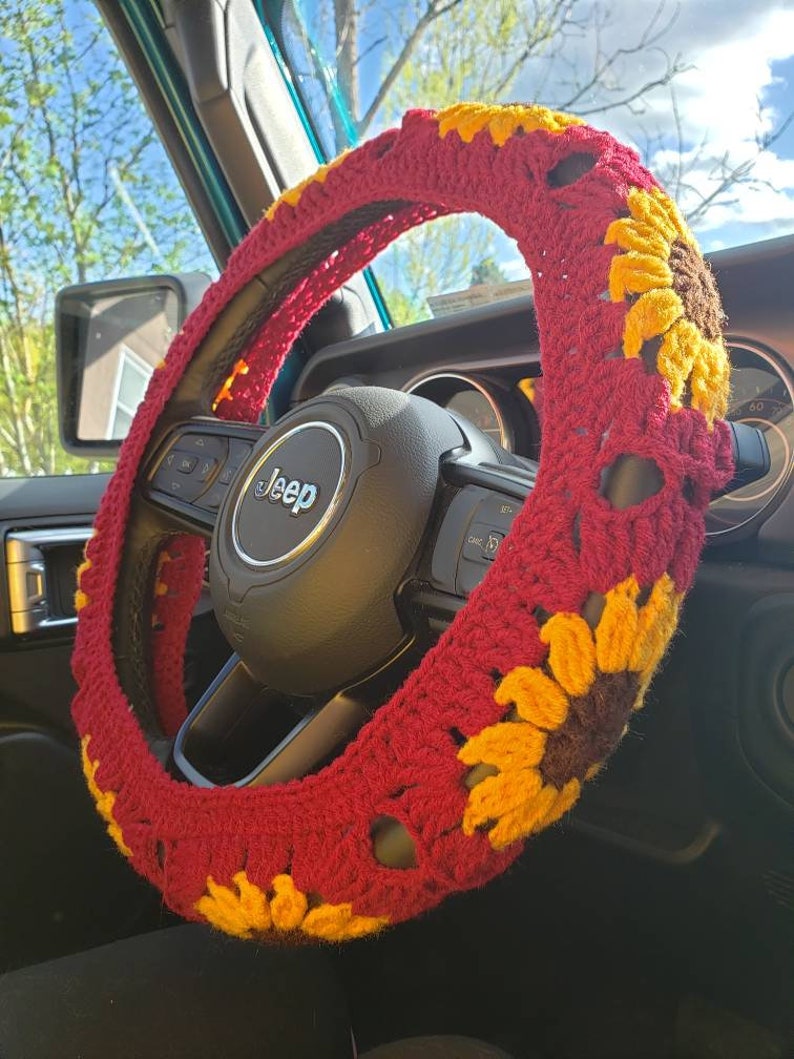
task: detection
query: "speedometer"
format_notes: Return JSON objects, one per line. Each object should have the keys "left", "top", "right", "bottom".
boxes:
{"left": 707, "top": 344, "right": 794, "bottom": 536}
{"left": 406, "top": 373, "right": 512, "bottom": 451}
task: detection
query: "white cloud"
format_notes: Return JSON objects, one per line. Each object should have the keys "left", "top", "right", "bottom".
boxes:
{"left": 516, "top": 1, "right": 794, "bottom": 244}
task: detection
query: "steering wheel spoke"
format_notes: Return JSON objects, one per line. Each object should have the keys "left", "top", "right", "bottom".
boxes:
{"left": 410, "top": 447, "right": 536, "bottom": 620}
{"left": 171, "top": 653, "right": 370, "bottom": 787}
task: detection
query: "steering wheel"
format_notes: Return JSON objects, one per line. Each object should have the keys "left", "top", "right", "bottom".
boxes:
{"left": 72, "top": 103, "right": 733, "bottom": 942}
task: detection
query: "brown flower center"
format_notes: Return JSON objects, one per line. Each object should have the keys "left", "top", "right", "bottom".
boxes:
{"left": 539, "top": 670, "right": 637, "bottom": 787}
{"left": 669, "top": 239, "right": 725, "bottom": 341}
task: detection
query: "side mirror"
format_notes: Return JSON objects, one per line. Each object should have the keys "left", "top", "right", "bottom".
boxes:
{"left": 56, "top": 273, "right": 211, "bottom": 458}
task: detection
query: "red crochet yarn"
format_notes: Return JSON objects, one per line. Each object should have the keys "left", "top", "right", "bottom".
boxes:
{"left": 71, "top": 104, "right": 733, "bottom": 939}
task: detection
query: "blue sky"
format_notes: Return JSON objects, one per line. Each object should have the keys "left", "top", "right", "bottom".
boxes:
{"left": 542, "top": 1, "right": 794, "bottom": 253}
{"left": 278, "top": 0, "right": 794, "bottom": 294}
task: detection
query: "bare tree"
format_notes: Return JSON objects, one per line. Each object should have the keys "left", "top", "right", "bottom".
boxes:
{"left": 0, "top": 0, "right": 212, "bottom": 475}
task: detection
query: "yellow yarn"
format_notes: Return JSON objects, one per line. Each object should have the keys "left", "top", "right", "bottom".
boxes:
{"left": 617, "top": 186, "right": 690, "bottom": 244}
{"left": 436, "top": 102, "right": 583, "bottom": 146}
{"left": 604, "top": 216, "right": 670, "bottom": 259}
{"left": 80, "top": 735, "right": 132, "bottom": 857}
{"left": 212, "top": 357, "right": 250, "bottom": 412}
{"left": 196, "top": 874, "right": 272, "bottom": 937}
{"left": 462, "top": 766, "right": 543, "bottom": 837}
{"left": 538, "top": 778, "right": 581, "bottom": 830}
{"left": 622, "top": 288, "right": 683, "bottom": 359}
{"left": 264, "top": 149, "right": 351, "bottom": 221}
{"left": 628, "top": 573, "right": 681, "bottom": 682}
{"left": 605, "top": 185, "right": 729, "bottom": 427}
{"left": 195, "top": 870, "right": 388, "bottom": 941}
{"left": 75, "top": 556, "right": 92, "bottom": 613}
{"left": 483, "top": 778, "right": 580, "bottom": 851}
{"left": 539, "top": 612, "right": 597, "bottom": 697}
{"left": 657, "top": 318, "right": 701, "bottom": 407}
{"left": 494, "top": 666, "right": 569, "bottom": 730}
{"left": 458, "top": 721, "right": 546, "bottom": 774}
{"left": 460, "top": 572, "right": 684, "bottom": 849}
{"left": 270, "top": 873, "right": 309, "bottom": 930}
{"left": 302, "top": 902, "right": 389, "bottom": 942}
{"left": 594, "top": 577, "right": 641, "bottom": 672}
{"left": 608, "top": 252, "right": 672, "bottom": 302}
{"left": 690, "top": 336, "right": 731, "bottom": 423}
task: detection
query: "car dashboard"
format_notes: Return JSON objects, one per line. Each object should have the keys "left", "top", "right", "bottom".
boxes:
{"left": 289, "top": 233, "right": 794, "bottom": 876}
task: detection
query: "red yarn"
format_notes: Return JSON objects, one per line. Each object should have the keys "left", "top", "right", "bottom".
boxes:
{"left": 71, "top": 108, "right": 733, "bottom": 929}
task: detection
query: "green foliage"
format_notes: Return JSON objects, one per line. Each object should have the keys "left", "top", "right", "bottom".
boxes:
{"left": 471, "top": 256, "right": 509, "bottom": 287}
{"left": 0, "top": 0, "right": 214, "bottom": 476}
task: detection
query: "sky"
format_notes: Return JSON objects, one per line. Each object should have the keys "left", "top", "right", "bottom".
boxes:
{"left": 281, "top": 0, "right": 794, "bottom": 293}
{"left": 515, "top": 0, "right": 794, "bottom": 252}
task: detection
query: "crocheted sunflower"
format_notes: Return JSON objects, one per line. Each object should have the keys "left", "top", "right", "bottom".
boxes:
{"left": 606, "top": 187, "right": 729, "bottom": 426}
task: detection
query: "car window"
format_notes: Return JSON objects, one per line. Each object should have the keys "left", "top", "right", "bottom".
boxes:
{"left": 0, "top": 0, "right": 217, "bottom": 477}
{"left": 262, "top": 0, "right": 794, "bottom": 325}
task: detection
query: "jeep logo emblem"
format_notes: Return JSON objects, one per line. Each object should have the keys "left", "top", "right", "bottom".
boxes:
{"left": 253, "top": 467, "right": 319, "bottom": 516}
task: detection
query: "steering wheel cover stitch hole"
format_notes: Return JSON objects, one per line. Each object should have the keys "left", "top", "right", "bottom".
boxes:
{"left": 72, "top": 103, "right": 734, "bottom": 942}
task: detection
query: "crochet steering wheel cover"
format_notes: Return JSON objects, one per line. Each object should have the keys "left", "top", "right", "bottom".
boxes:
{"left": 72, "top": 103, "right": 733, "bottom": 943}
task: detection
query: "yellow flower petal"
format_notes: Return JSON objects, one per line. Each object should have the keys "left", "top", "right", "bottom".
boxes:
{"left": 539, "top": 778, "right": 581, "bottom": 829}
{"left": 690, "top": 336, "right": 730, "bottom": 424}
{"left": 267, "top": 149, "right": 351, "bottom": 216}
{"left": 80, "top": 735, "right": 131, "bottom": 857}
{"left": 595, "top": 577, "right": 641, "bottom": 673}
{"left": 486, "top": 782, "right": 560, "bottom": 850}
{"left": 622, "top": 288, "right": 684, "bottom": 358}
{"left": 657, "top": 318, "right": 702, "bottom": 406}
{"left": 539, "top": 613, "right": 597, "bottom": 697}
{"left": 626, "top": 187, "right": 691, "bottom": 245}
{"left": 437, "top": 102, "right": 583, "bottom": 144}
{"left": 494, "top": 667, "right": 570, "bottom": 730}
{"left": 605, "top": 216, "right": 671, "bottom": 259}
{"left": 231, "top": 871, "right": 272, "bottom": 932}
{"left": 462, "top": 768, "right": 543, "bottom": 837}
{"left": 301, "top": 903, "right": 389, "bottom": 941}
{"left": 458, "top": 721, "right": 547, "bottom": 773}
{"left": 628, "top": 574, "right": 681, "bottom": 681}
{"left": 609, "top": 252, "right": 673, "bottom": 302}
{"left": 75, "top": 555, "right": 92, "bottom": 612}
{"left": 196, "top": 878, "right": 259, "bottom": 939}
{"left": 270, "top": 873, "right": 309, "bottom": 930}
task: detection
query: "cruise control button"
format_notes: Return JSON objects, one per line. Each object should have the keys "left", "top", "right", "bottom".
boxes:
{"left": 477, "top": 493, "right": 521, "bottom": 529}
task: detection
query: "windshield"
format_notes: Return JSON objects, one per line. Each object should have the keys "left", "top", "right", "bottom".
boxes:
{"left": 261, "top": 0, "right": 794, "bottom": 325}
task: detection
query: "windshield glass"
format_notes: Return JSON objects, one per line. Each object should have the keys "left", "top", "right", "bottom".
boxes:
{"left": 261, "top": 0, "right": 794, "bottom": 325}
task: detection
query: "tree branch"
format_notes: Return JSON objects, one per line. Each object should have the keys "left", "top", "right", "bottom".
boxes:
{"left": 356, "top": 0, "right": 464, "bottom": 136}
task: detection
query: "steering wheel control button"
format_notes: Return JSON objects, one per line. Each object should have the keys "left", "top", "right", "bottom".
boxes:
{"left": 196, "top": 456, "right": 218, "bottom": 482}
{"left": 478, "top": 494, "right": 521, "bottom": 528}
{"left": 484, "top": 530, "right": 504, "bottom": 559}
{"left": 151, "top": 461, "right": 207, "bottom": 502}
{"left": 463, "top": 523, "right": 505, "bottom": 563}
{"left": 176, "top": 433, "right": 228, "bottom": 460}
{"left": 176, "top": 455, "right": 198, "bottom": 474}
{"left": 231, "top": 422, "right": 347, "bottom": 568}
